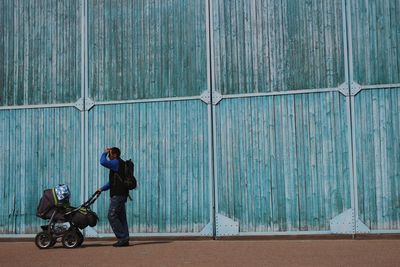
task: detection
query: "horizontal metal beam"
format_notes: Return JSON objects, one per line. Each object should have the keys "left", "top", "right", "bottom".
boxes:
{"left": 0, "top": 232, "right": 213, "bottom": 238}
{"left": 0, "top": 103, "right": 77, "bottom": 111}
{"left": 360, "top": 83, "right": 400, "bottom": 90}
{"left": 1, "top": 82, "right": 398, "bottom": 111}
{"left": 222, "top": 87, "right": 341, "bottom": 100}
{"left": 97, "top": 232, "right": 213, "bottom": 237}
{"left": 236, "top": 231, "right": 333, "bottom": 236}
{"left": 91, "top": 95, "right": 201, "bottom": 106}
{"left": 0, "top": 96, "right": 201, "bottom": 110}
{"left": 368, "top": 230, "right": 400, "bottom": 234}
{"left": 3, "top": 229, "right": 400, "bottom": 238}
{"left": 0, "top": 85, "right": 354, "bottom": 111}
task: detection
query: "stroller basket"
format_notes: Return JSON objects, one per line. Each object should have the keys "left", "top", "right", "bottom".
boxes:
{"left": 65, "top": 192, "right": 100, "bottom": 229}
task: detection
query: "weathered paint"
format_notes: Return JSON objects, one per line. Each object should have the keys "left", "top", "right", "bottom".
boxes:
{"left": 86, "top": 100, "right": 210, "bottom": 234}
{"left": 0, "top": 0, "right": 82, "bottom": 106}
{"left": 350, "top": 0, "right": 400, "bottom": 85}
{"left": 214, "top": 92, "right": 351, "bottom": 232}
{"left": 88, "top": 0, "right": 208, "bottom": 101}
{"left": 211, "top": 0, "right": 345, "bottom": 95}
{"left": 0, "top": 0, "right": 399, "bottom": 237}
{"left": 0, "top": 108, "right": 82, "bottom": 234}
{"left": 354, "top": 88, "right": 400, "bottom": 230}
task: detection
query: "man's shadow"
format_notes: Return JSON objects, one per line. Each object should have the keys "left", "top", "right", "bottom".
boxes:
{"left": 79, "top": 241, "right": 171, "bottom": 248}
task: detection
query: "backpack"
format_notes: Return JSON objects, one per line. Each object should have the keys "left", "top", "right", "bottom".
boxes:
{"left": 118, "top": 159, "right": 137, "bottom": 190}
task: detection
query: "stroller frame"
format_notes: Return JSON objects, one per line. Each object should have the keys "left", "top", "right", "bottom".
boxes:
{"left": 35, "top": 191, "right": 100, "bottom": 249}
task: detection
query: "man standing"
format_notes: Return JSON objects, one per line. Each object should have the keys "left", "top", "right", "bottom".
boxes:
{"left": 97, "top": 147, "right": 130, "bottom": 247}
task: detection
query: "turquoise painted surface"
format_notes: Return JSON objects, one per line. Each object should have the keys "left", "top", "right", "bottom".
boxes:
{"left": 88, "top": 0, "right": 207, "bottom": 101}
{"left": 212, "top": 0, "right": 345, "bottom": 94}
{"left": 0, "top": 108, "right": 82, "bottom": 234}
{"left": 0, "top": 0, "right": 398, "bottom": 237}
{"left": 87, "top": 100, "right": 210, "bottom": 234}
{"left": 215, "top": 92, "right": 351, "bottom": 232}
{"left": 350, "top": 0, "right": 400, "bottom": 85}
{"left": 0, "top": 0, "right": 82, "bottom": 106}
{"left": 354, "top": 88, "right": 400, "bottom": 230}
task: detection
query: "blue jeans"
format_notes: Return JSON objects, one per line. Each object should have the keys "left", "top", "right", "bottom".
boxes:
{"left": 108, "top": 195, "right": 129, "bottom": 241}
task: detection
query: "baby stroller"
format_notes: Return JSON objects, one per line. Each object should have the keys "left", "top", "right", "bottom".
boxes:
{"left": 35, "top": 184, "right": 100, "bottom": 249}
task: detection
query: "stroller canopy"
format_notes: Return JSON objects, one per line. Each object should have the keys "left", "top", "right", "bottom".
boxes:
{"left": 36, "top": 185, "right": 70, "bottom": 220}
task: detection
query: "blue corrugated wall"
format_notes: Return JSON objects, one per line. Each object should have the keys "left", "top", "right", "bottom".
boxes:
{"left": 88, "top": 0, "right": 207, "bottom": 101}
{"left": 0, "top": 108, "right": 82, "bottom": 234}
{"left": 0, "top": 0, "right": 82, "bottom": 106}
{"left": 215, "top": 92, "right": 351, "bottom": 232}
{"left": 212, "top": 0, "right": 345, "bottom": 94}
{"left": 355, "top": 88, "right": 400, "bottom": 230}
{"left": 350, "top": 0, "right": 400, "bottom": 85}
{"left": 0, "top": 0, "right": 399, "bottom": 236}
{"left": 87, "top": 101, "right": 210, "bottom": 234}
{"left": 349, "top": 0, "right": 400, "bottom": 232}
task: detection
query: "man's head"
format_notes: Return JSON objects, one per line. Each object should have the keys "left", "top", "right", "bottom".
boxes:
{"left": 108, "top": 147, "right": 121, "bottom": 160}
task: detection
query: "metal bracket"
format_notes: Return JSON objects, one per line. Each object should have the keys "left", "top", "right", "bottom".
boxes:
{"left": 73, "top": 97, "right": 85, "bottom": 111}
{"left": 216, "top": 213, "right": 239, "bottom": 236}
{"left": 330, "top": 209, "right": 370, "bottom": 234}
{"left": 211, "top": 91, "right": 223, "bottom": 105}
{"left": 337, "top": 82, "right": 350, "bottom": 96}
{"left": 355, "top": 218, "right": 370, "bottom": 234}
{"left": 337, "top": 82, "right": 362, "bottom": 97}
{"left": 73, "top": 97, "right": 95, "bottom": 111}
{"left": 350, "top": 81, "right": 362, "bottom": 96}
{"left": 85, "top": 97, "right": 95, "bottom": 111}
{"left": 200, "top": 90, "right": 211, "bottom": 104}
{"left": 200, "top": 90, "right": 223, "bottom": 105}
{"left": 199, "top": 221, "right": 213, "bottom": 236}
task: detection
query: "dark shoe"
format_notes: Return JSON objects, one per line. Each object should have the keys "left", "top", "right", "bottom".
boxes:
{"left": 113, "top": 240, "right": 129, "bottom": 247}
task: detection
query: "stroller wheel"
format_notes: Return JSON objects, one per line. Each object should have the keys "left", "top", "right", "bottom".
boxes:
{"left": 61, "top": 230, "right": 80, "bottom": 248}
{"left": 35, "top": 231, "right": 54, "bottom": 249}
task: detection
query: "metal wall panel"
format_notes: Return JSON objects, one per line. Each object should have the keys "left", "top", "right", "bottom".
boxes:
{"left": 87, "top": 100, "right": 210, "bottom": 234}
{"left": 0, "top": 0, "right": 82, "bottom": 106}
{"left": 212, "top": 0, "right": 345, "bottom": 95}
{"left": 0, "top": 108, "right": 82, "bottom": 234}
{"left": 350, "top": 0, "right": 400, "bottom": 85}
{"left": 354, "top": 88, "right": 400, "bottom": 230}
{"left": 215, "top": 92, "right": 351, "bottom": 232}
{"left": 88, "top": 0, "right": 207, "bottom": 101}
{"left": 1, "top": 0, "right": 398, "bottom": 238}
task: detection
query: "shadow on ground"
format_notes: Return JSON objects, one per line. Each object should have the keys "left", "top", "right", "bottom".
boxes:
{"left": 79, "top": 241, "right": 172, "bottom": 248}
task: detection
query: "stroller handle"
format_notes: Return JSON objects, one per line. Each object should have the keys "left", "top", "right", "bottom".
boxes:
{"left": 82, "top": 191, "right": 101, "bottom": 208}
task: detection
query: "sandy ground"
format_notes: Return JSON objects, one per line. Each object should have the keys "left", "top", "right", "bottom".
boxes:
{"left": 0, "top": 238, "right": 399, "bottom": 267}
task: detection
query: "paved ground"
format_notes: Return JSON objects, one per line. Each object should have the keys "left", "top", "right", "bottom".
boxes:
{"left": 0, "top": 238, "right": 399, "bottom": 267}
